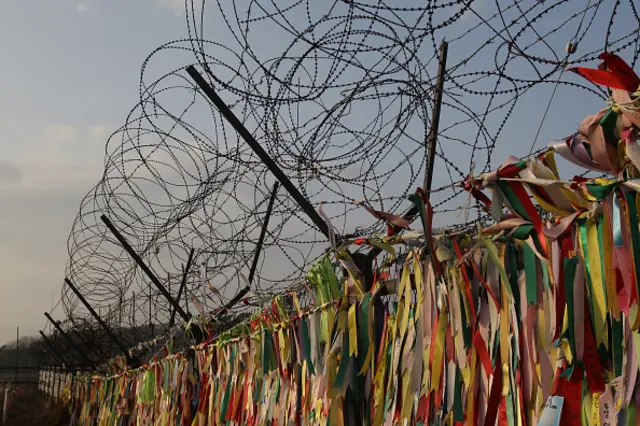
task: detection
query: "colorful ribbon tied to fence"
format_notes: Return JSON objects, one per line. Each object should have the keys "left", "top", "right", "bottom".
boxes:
{"left": 41, "top": 52, "right": 640, "bottom": 426}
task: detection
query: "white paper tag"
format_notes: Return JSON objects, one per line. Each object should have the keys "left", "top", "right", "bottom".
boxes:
{"left": 538, "top": 396, "right": 564, "bottom": 426}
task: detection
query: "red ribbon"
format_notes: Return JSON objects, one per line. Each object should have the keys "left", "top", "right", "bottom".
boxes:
{"left": 473, "top": 330, "right": 493, "bottom": 377}
{"left": 553, "top": 235, "right": 573, "bottom": 341}
{"left": 583, "top": 301, "right": 605, "bottom": 393}
{"left": 567, "top": 52, "right": 640, "bottom": 92}
{"left": 553, "top": 364, "right": 584, "bottom": 426}
{"left": 505, "top": 181, "right": 548, "bottom": 257}
{"left": 451, "top": 239, "right": 479, "bottom": 327}
{"left": 483, "top": 352, "right": 503, "bottom": 426}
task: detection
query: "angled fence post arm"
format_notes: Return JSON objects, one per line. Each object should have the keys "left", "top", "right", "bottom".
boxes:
{"left": 169, "top": 247, "right": 195, "bottom": 328}
{"left": 44, "top": 312, "right": 94, "bottom": 367}
{"left": 186, "top": 66, "right": 331, "bottom": 240}
{"left": 64, "top": 278, "right": 134, "bottom": 365}
{"left": 100, "top": 215, "right": 190, "bottom": 323}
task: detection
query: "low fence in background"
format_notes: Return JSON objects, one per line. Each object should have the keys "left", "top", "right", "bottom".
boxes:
{"left": 0, "top": 366, "right": 40, "bottom": 386}
{"left": 37, "top": 367, "right": 71, "bottom": 401}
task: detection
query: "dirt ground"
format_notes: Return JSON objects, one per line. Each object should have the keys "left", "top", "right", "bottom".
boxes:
{"left": 0, "top": 384, "right": 70, "bottom": 426}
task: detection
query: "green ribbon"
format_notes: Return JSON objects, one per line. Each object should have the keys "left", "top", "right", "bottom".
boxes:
{"left": 408, "top": 193, "right": 427, "bottom": 234}
{"left": 579, "top": 223, "right": 599, "bottom": 334}
{"left": 611, "top": 316, "right": 623, "bottom": 377}
{"left": 564, "top": 257, "right": 578, "bottom": 362}
{"left": 600, "top": 107, "right": 619, "bottom": 144}
{"left": 597, "top": 217, "right": 609, "bottom": 311}
{"left": 140, "top": 369, "right": 155, "bottom": 404}
{"left": 358, "top": 295, "right": 371, "bottom": 371}
{"left": 219, "top": 379, "right": 232, "bottom": 423}
{"left": 307, "top": 255, "right": 340, "bottom": 303}
{"left": 627, "top": 400, "right": 636, "bottom": 426}
{"left": 480, "top": 237, "right": 513, "bottom": 298}
{"left": 511, "top": 224, "right": 534, "bottom": 240}
{"left": 491, "top": 327, "right": 500, "bottom": 370}
{"left": 496, "top": 181, "right": 530, "bottom": 221}
{"left": 274, "top": 373, "right": 281, "bottom": 403}
{"left": 453, "top": 367, "right": 464, "bottom": 422}
{"left": 586, "top": 182, "right": 618, "bottom": 200}
{"left": 459, "top": 293, "right": 472, "bottom": 349}
{"left": 506, "top": 388, "right": 516, "bottom": 426}
{"left": 624, "top": 191, "right": 640, "bottom": 302}
{"left": 383, "top": 337, "right": 393, "bottom": 412}
{"left": 301, "top": 317, "right": 315, "bottom": 376}
{"left": 506, "top": 242, "right": 522, "bottom": 321}
{"left": 262, "top": 330, "right": 276, "bottom": 375}
{"left": 334, "top": 330, "right": 351, "bottom": 390}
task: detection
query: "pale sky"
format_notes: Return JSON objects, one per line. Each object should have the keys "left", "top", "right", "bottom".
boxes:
{"left": 0, "top": 0, "right": 636, "bottom": 342}
{"left": 0, "top": 0, "right": 186, "bottom": 341}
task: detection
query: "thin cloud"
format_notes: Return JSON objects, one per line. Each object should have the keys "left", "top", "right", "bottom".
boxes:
{"left": 155, "top": 0, "right": 185, "bottom": 16}
{"left": 0, "top": 121, "right": 109, "bottom": 336}
{"left": 0, "top": 162, "right": 21, "bottom": 184}
{"left": 77, "top": 2, "right": 90, "bottom": 13}
{"left": 0, "top": 122, "right": 105, "bottom": 191}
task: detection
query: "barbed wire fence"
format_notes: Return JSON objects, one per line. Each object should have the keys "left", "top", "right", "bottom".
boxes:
{"left": 23, "top": 0, "right": 640, "bottom": 371}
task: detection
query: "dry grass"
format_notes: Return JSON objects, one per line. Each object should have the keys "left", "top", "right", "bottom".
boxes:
{"left": 0, "top": 384, "right": 70, "bottom": 426}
